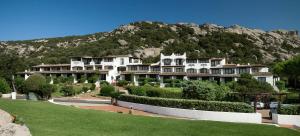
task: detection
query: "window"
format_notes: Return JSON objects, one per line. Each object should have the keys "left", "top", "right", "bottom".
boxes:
{"left": 187, "top": 68, "right": 197, "bottom": 73}
{"left": 175, "top": 68, "right": 184, "bottom": 72}
{"left": 211, "top": 69, "right": 221, "bottom": 74}
{"left": 94, "top": 58, "right": 101, "bottom": 64}
{"left": 252, "top": 67, "right": 260, "bottom": 73}
{"left": 163, "top": 59, "right": 172, "bottom": 65}
{"left": 186, "top": 59, "right": 197, "bottom": 63}
{"left": 129, "top": 66, "right": 137, "bottom": 71}
{"left": 140, "top": 66, "right": 149, "bottom": 71}
{"left": 104, "top": 66, "right": 113, "bottom": 70}
{"left": 199, "top": 59, "right": 209, "bottom": 63}
{"left": 238, "top": 68, "right": 250, "bottom": 74}
{"left": 163, "top": 68, "right": 172, "bottom": 72}
{"left": 199, "top": 68, "right": 208, "bottom": 73}
{"left": 103, "top": 58, "right": 113, "bottom": 62}
{"left": 151, "top": 66, "right": 160, "bottom": 72}
{"left": 83, "top": 58, "right": 91, "bottom": 65}
{"left": 120, "top": 58, "right": 124, "bottom": 65}
{"left": 211, "top": 60, "right": 220, "bottom": 66}
{"left": 175, "top": 59, "right": 183, "bottom": 65}
{"left": 224, "top": 68, "right": 235, "bottom": 74}
{"left": 257, "top": 77, "right": 266, "bottom": 83}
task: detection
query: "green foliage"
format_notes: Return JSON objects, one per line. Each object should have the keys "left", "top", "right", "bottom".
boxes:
{"left": 39, "top": 84, "right": 56, "bottom": 99}
{"left": 118, "top": 95, "right": 254, "bottom": 113}
{"left": 24, "top": 74, "right": 46, "bottom": 93}
{"left": 23, "top": 74, "right": 55, "bottom": 99}
{"left": 182, "top": 81, "right": 229, "bottom": 101}
{"left": 14, "top": 76, "right": 25, "bottom": 93}
{"left": 276, "top": 80, "right": 286, "bottom": 91}
{"left": 117, "top": 80, "right": 129, "bottom": 87}
{"left": 60, "top": 85, "right": 75, "bottom": 96}
{"left": 79, "top": 75, "right": 87, "bottom": 83}
{"left": 127, "top": 85, "right": 182, "bottom": 98}
{"left": 53, "top": 76, "right": 74, "bottom": 84}
{"left": 82, "top": 86, "right": 89, "bottom": 93}
{"left": 0, "top": 78, "right": 11, "bottom": 94}
{"left": 236, "top": 73, "right": 274, "bottom": 94}
{"left": 90, "top": 84, "right": 96, "bottom": 90}
{"left": 100, "top": 85, "right": 115, "bottom": 96}
{"left": 88, "top": 75, "right": 99, "bottom": 83}
{"left": 278, "top": 105, "right": 300, "bottom": 115}
{"left": 100, "top": 81, "right": 109, "bottom": 87}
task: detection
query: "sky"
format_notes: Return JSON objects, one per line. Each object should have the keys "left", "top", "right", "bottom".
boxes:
{"left": 0, "top": 0, "right": 299, "bottom": 41}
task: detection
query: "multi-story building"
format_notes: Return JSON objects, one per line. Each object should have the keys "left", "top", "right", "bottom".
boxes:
{"left": 18, "top": 53, "right": 279, "bottom": 88}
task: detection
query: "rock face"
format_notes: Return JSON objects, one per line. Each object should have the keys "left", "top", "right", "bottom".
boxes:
{"left": 0, "top": 123, "right": 31, "bottom": 136}
{"left": 0, "top": 21, "right": 299, "bottom": 63}
{"left": 0, "top": 109, "right": 32, "bottom": 136}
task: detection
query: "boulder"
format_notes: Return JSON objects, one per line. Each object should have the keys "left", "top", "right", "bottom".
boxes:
{"left": 0, "top": 109, "right": 13, "bottom": 126}
{"left": 0, "top": 123, "right": 31, "bottom": 136}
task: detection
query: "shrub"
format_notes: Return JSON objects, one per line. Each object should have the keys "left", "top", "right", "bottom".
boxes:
{"left": 24, "top": 74, "right": 46, "bottom": 94}
{"left": 90, "top": 84, "right": 96, "bottom": 90}
{"left": 60, "top": 85, "right": 75, "bottom": 96}
{"left": 118, "top": 95, "right": 254, "bottom": 113}
{"left": 88, "top": 75, "right": 99, "bottom": 83}
{"left": 82, "top": 86, "right": 89, "bottom": 93}
{"left": 275, "top": 80, "right": 286, "bottom": 91}
{"left": 100, "top": 85, "right": 115, "bottom": 96}
{"left": 79, "top": 75, "right": 87, "bottom": 83}
{"left": 278, "top": 105, "right": 300, "bottom": 115}
{"left": 14, "top": 76, "right": 25, "bottom": 93}
{"left": 127, "top": 86, "right": 146, "bottom": 96}
{"left": 0, "top": 78, "right": 11, "bottom": 94}
{"left": 117, "top": 80, "right": 129, "bottom": 87}
{"left": 182, "top": 81, "right": 229, "bottom": 101}
{"left": 100, "top": 81, "right": 109, "bottom": 87}
{"left": 39, "top": 84, "right": 56, "bottom": 99}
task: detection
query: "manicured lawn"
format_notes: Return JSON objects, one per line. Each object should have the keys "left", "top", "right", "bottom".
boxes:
{"left": 51, "top": 83, "right": 93, "bottom": 97}
{"left": 0, "top": 99, "right": 299, "bottom": 136}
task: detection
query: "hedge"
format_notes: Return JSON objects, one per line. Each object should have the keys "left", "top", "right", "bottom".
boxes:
{"left": 278, "top": 105, "right": 300, "bottom": 115}
{"left": 118, "top": 95, "right": 254, "bottom": 113}
{"left": 127, "top": 86, "right": 182, "bottom": 98}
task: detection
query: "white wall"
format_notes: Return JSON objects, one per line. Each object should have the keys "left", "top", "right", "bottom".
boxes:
{"left": 272, "top": 114, "right": 300, "bottom": 127}
{"left": 118, "top": 101, "right": 262, "bottom": 124}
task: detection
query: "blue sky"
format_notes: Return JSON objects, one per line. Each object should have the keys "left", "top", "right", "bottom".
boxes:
{"left": 0, "top": 0, "right": 299, "bottom": 41}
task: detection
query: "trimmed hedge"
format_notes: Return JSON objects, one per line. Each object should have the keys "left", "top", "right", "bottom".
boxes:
{"left": 118, "top": 95, "right": 254, "bottom": 113}
{"left": 127, "top": 86, "right": 182, "bottom": 98}
{"left": 278, "top": 105, "right": 300, "bottom": 115}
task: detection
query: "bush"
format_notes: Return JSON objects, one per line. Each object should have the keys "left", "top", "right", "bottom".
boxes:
{"left": 90, "top": 84, "right": 96, "bottom": 90}
{"left": 60, "top": 85, "right": 75, "bottom": 96}
{"left": 182, "top": 81, "right": 229, "bottom": 101}
{"left": 79, "top": 75, "right": 87, "bottom": 83}
{"left": 39, "top": 84, "right": 56, "bottom": 99}
{"left": 88, "top": 75, "right": 99, "bottom": 83}
{"left": 127, "top": 86, "right": 146, "bottom": 96}
{"left": 275, "top": 80, "right": 286, "bottom": 91}
{"left": 82, "top": 86, "right": 89, "bottom": 93}
{"left": 127, "top": 85, "right": 182, "bottom": 98}
{"left": 118, "top": 95, "right": 254, "bottom": 113}
{"left": 100, "top": 81, "right": 109, "bottom": 87}
{"left": 100, "top": 85, "right": 115, "bottom": 96}
{"left": 0, "top": 78, "right": 11, "bottom": 94}
{"left": 24, "top": 74, "right": 46, "bottom": 94}
{"left": 278, "top": 105, "right": 300, "bottom": 115}
{"left": 117, "top": 80, "right": 129, "bottom": 87}
{"left": 14, "top": 76, "right": 25, "bottom": 93}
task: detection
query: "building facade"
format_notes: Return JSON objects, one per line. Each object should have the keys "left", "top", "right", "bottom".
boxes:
{"left": 19, "top": 53, "right": 279, "bottom": 88}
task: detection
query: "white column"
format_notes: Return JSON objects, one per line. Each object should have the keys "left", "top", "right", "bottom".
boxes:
{"left": 72, "top": 74, "right": 78, "bottom": 83}
{"left": 133, "top": 75, "right": 138, "bottom": 86}
{"left": 50, "top": 74, "right": 54, "bottom": 84}
{"left": 84, "top": 74, "right": 88, "bottom": 83}
{"left": 160, "top": 76, "right": 164, "bottom": 88}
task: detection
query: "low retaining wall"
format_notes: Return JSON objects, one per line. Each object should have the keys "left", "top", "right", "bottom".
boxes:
{"left": 1, "top": 93, "right": 12, "bottom": 99}
{"left": 272, "top": 113, "right": 300, "bottom": 127}
{"left": 118, "top": 101, "right": 262, "bottom": 124}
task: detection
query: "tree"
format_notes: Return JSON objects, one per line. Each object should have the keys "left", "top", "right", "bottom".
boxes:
{"left": 60, "top": 85, "right": 75, "bottom": 96}
{"left": 23, "top": 74, "right": 55, "bottom": 99}
{"left": 0, "top": 78, "right": 11, "bottom": 94}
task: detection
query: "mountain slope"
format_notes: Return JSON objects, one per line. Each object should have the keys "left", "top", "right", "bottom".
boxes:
{"left": 0, "top": 21, "right": 299, "bottom": 66}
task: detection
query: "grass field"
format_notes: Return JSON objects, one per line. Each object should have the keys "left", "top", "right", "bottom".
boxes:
{"left": 0, "top": 99, "right": 299, "bottom": 136}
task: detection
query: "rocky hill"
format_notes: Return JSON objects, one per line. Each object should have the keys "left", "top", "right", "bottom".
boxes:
{"left": 0, "top": 21, "right": 299, "bottom": 66}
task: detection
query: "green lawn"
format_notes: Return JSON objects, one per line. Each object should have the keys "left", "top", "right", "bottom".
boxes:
{"left": 0, "top": 99, "right": 299, "bottom": 136}
{"left": 164, "top": 87, "right": 182, "bottom": 92}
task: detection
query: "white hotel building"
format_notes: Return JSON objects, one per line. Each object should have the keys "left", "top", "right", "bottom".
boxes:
{"left": 19, "top": 53, "right": 279, "bottom": 87}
